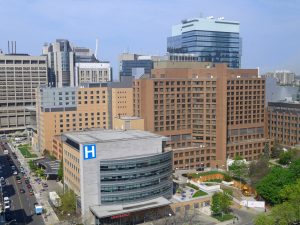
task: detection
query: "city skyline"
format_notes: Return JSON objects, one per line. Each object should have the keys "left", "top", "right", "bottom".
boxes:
{"left": 0, "top": 0, "right": 300, "bottom": 79}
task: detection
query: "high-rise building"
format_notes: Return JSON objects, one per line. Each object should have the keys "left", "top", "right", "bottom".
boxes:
{"left": 43, "top": 39, "right": 74, "bottom": 87}
{"left": 0, "top": 53, "right": 47, "bottom": 132}
{"left": 43, "top": 39, "right": 105, "bottom": 87}
{"left": 35, "top": 82, "right": 133, "bottom": 155}
{"left": 167, "top": 17, "right": 242, "bottom": 68}
{"left": 134, "top": 62, "right": 268, "bottom": 169}
{"left": 119, "top": 53, "right": 162, "bottom": 80}
{"left": 62, "top": 129, "right": 172, "bottom": 224}
{"left": 74, "top": 62, "right": 112, "bottom": 86}
{"left": 267, "top": 101, "right": 300, "bottom": 147}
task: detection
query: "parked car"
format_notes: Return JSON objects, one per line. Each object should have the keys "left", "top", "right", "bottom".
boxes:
{"left": 20, "top": 188, "right": 25, "bottom": 193}
{"left": 5, "top": 210, "right": 13, "bottom": 221}
{"left": 16, "top": 175, "right": 21, "bottom": 180}
{"left": 42, "top": 183, "right": 48, "bottom": 188}
{"left": 27, "top": 184, "right": 32, "bottom": 189}
{"left": 17, "top": 179, "right": 22, "bottom": 184}
{"left": 28, "top": 189, "right": 34, "bottom": 195}
{"left": 13, "top": 171, "right": 18, "bottom": 175}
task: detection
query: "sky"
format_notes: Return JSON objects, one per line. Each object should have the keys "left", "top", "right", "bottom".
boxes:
{"left": 0, "top": 0, "right": 300, "bottom": 79}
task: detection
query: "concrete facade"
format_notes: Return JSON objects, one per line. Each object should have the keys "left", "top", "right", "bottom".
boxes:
{"left": 0, "top": 53, "right": 47, "bottom": 132}
{"left": 62, "top": 129, "right": 172, "bottom": 221}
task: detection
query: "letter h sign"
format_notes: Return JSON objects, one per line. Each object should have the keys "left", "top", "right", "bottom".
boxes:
{"left": 83, "top": 144, "right": 96, "bottom": 160}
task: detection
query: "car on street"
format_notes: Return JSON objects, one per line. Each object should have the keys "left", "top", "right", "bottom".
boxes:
{"left": 13, "top": 170, "right": 18, "bottom": 175}
{"left": 17, "top": 179, "right": 22, "bottom": 184}
{"left": 4, "top": 197, "right": 10, "bottom": 203}
{"left": 4, "top": 202, "right": 10, "bottom": 210}
{"left": 20, "top": 188, "right": 25, "bottom": 193}
{"left": 16, "top": 175, "right": 21, "bottom": 180}
{"left": 27, "top": 184, "right": 32, "bottom": 189}
{"left": 25, "top": 179, "right": 30, "bottom": 184}
{"left": 11, "top": 165, "right": 15, "bottom": 170}
{"left": 29, "top": 189, "right": 34, "bottom": 195}
{"left": 42, "top": 183, "right": 48, "bottom": 188}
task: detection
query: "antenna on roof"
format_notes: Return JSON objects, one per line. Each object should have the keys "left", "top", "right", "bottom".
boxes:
{"left": 95, "top": 38, "right": 99, "bottom": 59}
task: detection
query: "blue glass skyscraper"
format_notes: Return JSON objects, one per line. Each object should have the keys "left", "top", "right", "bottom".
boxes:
{"left": 167, "top": 17, "right": 242, "bottom": 68}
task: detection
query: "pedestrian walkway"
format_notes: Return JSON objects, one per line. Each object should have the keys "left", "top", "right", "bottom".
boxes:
{"left": 10, "top": 143, "right": 60, "bottom": 225}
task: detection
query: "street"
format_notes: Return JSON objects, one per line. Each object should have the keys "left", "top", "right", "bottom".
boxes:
{"left": 0, "top": 141, "right": 45, "bottom": 225}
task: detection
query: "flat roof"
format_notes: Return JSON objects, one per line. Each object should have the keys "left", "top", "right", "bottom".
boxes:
{"left": 34, "top": 157, "right": 61, "bottom": 175}
{"left": 63, "top": 129, "right": 162, "bottom": 144}
{"left": 90, "top": 197, "right": 171, "bottom": 219}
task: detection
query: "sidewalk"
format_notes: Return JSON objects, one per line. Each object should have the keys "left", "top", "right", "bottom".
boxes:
{"left": 9, "top": 143, "right": 60, "bottom": 225}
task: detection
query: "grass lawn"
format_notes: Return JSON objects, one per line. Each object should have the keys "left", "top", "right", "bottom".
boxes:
{"left": 192, "top": 190, "right": 207, "bottom": 198}
{"left": 186, "top": 182, "right": 199, "bottom": 190}
{"left": 213, "top": 214, "right": 234, "bottom": 221}
{"left": 18, "top": 144, "right": 38, "bottom": 158}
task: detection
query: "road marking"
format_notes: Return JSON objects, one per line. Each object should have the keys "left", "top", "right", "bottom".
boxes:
{"left": 12, "top": 174, "right": 27, "bottom": 223}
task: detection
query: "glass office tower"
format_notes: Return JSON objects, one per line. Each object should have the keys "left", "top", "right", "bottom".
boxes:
{"left": 167, "top": 17, "right": 242, "bottom": 68}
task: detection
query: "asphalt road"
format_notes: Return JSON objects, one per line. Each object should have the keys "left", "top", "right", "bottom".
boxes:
{"left": 0, "top": 141, "right": 45, "bottom": 225}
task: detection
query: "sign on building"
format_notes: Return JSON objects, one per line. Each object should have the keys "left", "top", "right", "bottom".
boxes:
{"left": 83, "top": 144, "right": 96, "bottom": 160}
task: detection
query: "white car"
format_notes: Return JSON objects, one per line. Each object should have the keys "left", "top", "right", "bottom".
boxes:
{"left": 4, "top": 202, "right": 10, "bottom": 210}
{"left": 0, "top": 176, "right": 4, "bottom": 181}
{"left": 4, "top": 197, "right": 9, "bottom": 203}
{"left": 13, "top": 171, "right": 18, "bottom": 175}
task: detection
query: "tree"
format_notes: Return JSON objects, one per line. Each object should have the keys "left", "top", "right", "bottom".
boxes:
{"left": 271, "top": 202, "right": 298, "bottom": 225}
{"left": 256, "top": 166, "right": 294, "bottom": 204}
{"left": 249, "top": 155, "right": 270, "bottom": 187}
{"left": 58, "top": 160, "right": 63, "bottom": 182}
{"left": 211, "top": 192, "right": 232, "bottom": 216}
{"left": 228, "top": 160, "right": 248, "bottom": 181}
{"left": 271, "top": 142, "right": 283, "bottom": 159}
{"left": 263, "top": 143, "right": 270, "bottom": 157}
{"left": 278, "top": 150, "right": 294, "bottom": 165}
{"left": 60, "top": 190, "right": 76, "bottom": 214}
{"left": 254, "top": 214, "right": 275, "bottom": 225}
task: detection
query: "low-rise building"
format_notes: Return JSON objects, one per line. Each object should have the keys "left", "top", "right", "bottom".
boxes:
{"left": 113, "top": 116, "right": 144, "bottom": 130}
{"left": 62, "top": 129, "right": 173, "bottom": 224}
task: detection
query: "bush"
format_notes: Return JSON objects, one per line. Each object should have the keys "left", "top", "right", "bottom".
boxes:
{"left": 224, "top": 174, "right": 233, "bottom": 182}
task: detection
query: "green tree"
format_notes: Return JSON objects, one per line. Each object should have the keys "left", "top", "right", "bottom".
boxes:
{"left": 254, "top": 214, "right": 275, "bottom": 225}
{"left": 278, "top": 150, "right": 294, "bottom": 165}
{"left": 57, "top": 160, "right": 63, "bottom": 182}
{"left": 228, "top": 160, "right": 248, "bottom": 181}
{"left": 211, "top": 193, "right": 222, "bottom": 215}
{"left": 256, "top": 166, "right": 294, "bottom": 204}
{"left": 60, "top": 190, "right": 76, "bottom": 214}
{"left": 289, "top": 160, "right": 300, "bottom": 178}
{"left": 271, "top": 202, "right": 298, "bottom": 225}
{"left": 28, "top": 160, "right": 37, "bottom": 171}
{"left": 211, "top": 192, "right": 232, "bottom": 215}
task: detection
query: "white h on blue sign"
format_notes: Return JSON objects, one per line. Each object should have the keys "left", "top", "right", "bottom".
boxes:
{"left": 83, "top": 144, "right": 96, "bottom": 160}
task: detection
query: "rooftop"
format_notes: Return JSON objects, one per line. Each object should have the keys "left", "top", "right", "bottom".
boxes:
{"left": 63, "top": 129, "right": 162, "bottom": 144}
{"left": 90, "top": 197, "right": 170, "bottom": 219}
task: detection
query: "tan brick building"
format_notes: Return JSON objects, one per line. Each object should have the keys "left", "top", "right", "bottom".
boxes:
{"left": 133, "top": 62, "right": 268, "bottom": 169}
{"left": 113, "top": 116, "right": 145, "bottom": 130}
{"left": 35, "top": 82, "right": 133, "bottom": 157}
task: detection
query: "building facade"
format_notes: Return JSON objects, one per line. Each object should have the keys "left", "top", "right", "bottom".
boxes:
{"left": 43, "top": 39, "right": 102, "bottom": 87}
{"left": 267, "top": 102, "right": 300, "bottom": 147}
{"left": 62, "top": 129, "right": 173, "bottom": 224}
{"left": 35, "top": 82, "right": 133, "bottom": 155}
{"left": 119, "top": 53, "right": 163, "bottom": 80}
{"left": 0, "top": 53, "right": 47, "bottom": 132}
{"left": 264, "top": 70, "right": 296, "bottom": 85}
{"left": 134, "top": 62, "right": 268, "bottom": 169}
{"left": 74, "top": 62, "right": 112, "bottom": 86}
{"left": 167, "top": 17, "right": 242, "bottom": 68}
{"left": 113, "top": 116, "right": 145, "bottom": 130}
